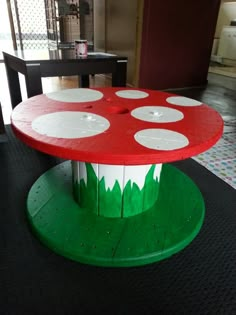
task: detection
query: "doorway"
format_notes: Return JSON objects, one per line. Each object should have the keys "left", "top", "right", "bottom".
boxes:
{"left": 208, "top": 1, "right": 236, "bottom": 87}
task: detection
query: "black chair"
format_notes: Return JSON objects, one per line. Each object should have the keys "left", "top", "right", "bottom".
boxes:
{"left": 0, "top": 102, "right": 5, "bottom": 135}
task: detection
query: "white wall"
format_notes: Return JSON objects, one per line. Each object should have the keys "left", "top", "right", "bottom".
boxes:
{"left": 211, "top": 1, "right": 236, "bottom": 56}
{"left": 215, "top": 1, "right": 236, "bottom": 38}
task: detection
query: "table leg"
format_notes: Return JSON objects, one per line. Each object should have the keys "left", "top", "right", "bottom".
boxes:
{"left": 25, "top": 64, "right": 43, "bottom": 98}
{"left": 79, "top": 75, "right": 90, "bottom": 88}
{"left": 3, "top": 55, "right": 22, "bottom": 109}
{"left": 112, "top": 60, "right": 127, "bottom": 87}
{"left": 0, "top": 103, "right": 5, "bottom": 135}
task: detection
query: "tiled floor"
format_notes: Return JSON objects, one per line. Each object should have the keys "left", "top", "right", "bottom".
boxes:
{"left": 193, "top": 127, "right": 236, "bottom": 189}
{"left": 0, "top": 62, "right": 235, "bottom": 189}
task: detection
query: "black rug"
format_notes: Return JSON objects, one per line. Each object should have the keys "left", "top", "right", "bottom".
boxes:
{"left": 1, "top": 126, "right": 236, "bottom": 315}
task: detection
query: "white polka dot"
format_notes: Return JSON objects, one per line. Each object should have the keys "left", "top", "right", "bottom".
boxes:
{"left": 131, "top": 106, "right": 184, "bottom": 123}
{"left": 115, "top": 90, "right": 149, "bottom": 99}
{"left": 32, "top": 111, "right": 110, "bottom": 139}
{"left": 134, "top": 129, "right": 189, "bottom": 151}
{"left": 166, "top": 96, "right": 202, "bottom": 106}
{"left": 46, "top": 88, "right": 103, "bottom": 103}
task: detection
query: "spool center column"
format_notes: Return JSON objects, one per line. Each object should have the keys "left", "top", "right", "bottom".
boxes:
{"left": 72, "top": 161, "right": 163, "bottom": 218}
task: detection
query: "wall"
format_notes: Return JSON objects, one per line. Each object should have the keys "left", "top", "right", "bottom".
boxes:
{"left": 80, "top": 0, "right": 94, "bottom": 43}
{"left": 105, "top": 0, "right": 139, "bottom": 85}
{"left": 94, "top": 0, "right": 142, "bottom": 85}
{"left": 139, "top": 0, "right": 221, "bottom": 90}
{"left": 93, "top": 0, "right": 106, "bottom": 51}
{"left": 106, "top": 0, "right": 141, "bottom": 85}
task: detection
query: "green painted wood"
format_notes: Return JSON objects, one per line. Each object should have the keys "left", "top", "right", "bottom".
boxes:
{"left": 27, "top": 161, "right": 205, "bottom": 267}
{"left": 98, "top": 177, "right": 122, "bottom": 217}
{"left": 73, "top": 163, "right": 160, "bottom": 218}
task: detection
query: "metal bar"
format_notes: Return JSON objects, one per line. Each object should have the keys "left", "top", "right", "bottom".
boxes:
{"left": 13, "top": 0, "right": 23, "bottom": 50}
{"left": 6, "top": 0, "right": 17, "bottom": 50}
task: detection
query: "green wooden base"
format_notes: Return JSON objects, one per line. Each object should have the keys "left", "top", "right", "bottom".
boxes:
{"left": 27, "top": 161, "right": 205, "bottom": 267}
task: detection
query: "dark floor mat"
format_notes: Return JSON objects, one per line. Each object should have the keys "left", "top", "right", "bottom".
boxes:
{"left": 1, "top": 126, "right": 236, "bottom": 315}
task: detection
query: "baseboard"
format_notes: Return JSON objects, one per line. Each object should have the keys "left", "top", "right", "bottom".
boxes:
{"left": 207, "top": 73, "right": 236, "bottom": 91}
{"left": 162, "top": 82, "right": 208, "bottom": 92}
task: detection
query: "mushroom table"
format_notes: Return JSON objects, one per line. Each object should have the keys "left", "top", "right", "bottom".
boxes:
{"left": 11, "top": 87, "right": 223, "bottom": 267}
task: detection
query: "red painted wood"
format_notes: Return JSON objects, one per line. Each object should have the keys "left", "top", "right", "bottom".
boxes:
{"left": 11, "top": 87, "right": 223, "bottom": 165}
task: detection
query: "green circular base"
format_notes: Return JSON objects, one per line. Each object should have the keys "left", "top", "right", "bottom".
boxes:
{"left": 27, "top": 161, "right": 205, "bottom": 267}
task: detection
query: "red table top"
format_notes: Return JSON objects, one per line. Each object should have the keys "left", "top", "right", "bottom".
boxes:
{"left": 11, "top": 87, "right": 223, "bottom": 165}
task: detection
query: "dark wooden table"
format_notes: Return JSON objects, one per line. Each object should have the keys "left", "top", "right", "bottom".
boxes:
{"left": 3, "top": 49, "right": 127, "bottom": 108}
{"left": 0, "top": 103, "right": 5, "bottom": 135}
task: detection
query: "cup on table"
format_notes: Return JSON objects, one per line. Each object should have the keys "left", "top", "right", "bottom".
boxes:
{"left": 75, "top": 40, "right": 88, "bottom": 57}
